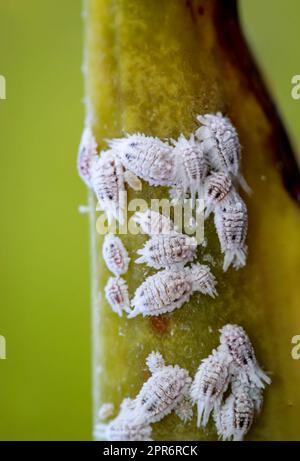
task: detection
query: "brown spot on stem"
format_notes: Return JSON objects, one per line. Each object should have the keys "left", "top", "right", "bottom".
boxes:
{"left": 150, "top": 315, "right": 170, "bottom": 334}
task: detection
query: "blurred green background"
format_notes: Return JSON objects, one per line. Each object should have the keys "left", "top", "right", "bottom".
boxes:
{"left": 0, "top": 0, "right": 299, "bottom": 440}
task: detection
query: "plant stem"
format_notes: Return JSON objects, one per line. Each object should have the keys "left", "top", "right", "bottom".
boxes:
{"left": 84, "top": 0, "right": 300, "bottom": 440}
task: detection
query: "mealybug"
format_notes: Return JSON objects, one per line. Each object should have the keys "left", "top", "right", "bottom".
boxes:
{"left": 103, "top": 234, "right": 130, "bottom": 276}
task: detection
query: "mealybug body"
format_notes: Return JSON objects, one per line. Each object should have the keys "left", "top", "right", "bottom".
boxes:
{"left": 133, "top": 352, "right": 192, "bottom": 424}
{"left": 91, "top": 150, "right": 126, "bottom": 224}
{"left": 190, "top": 350, "right": 230, "bottom": 427}
{"left": 91, "top": 150, "right": 141, "bottom": 225}
{"left": 204, "top": 172, "right": 233, "bottom": 218}
{"left": 214, "top": 390, "right": 255, "bottom": 441}
{"left": 172, "top": 134, "right": 209, "bottom": 201}
{"left": 109, "top": 134, "right": 175, "bottom": 186}
{"left": 195, "top": 113, "right": 250, "bottom": 193}
{"left": 219, "top": 324, "right": 271, "bottom": 388}
{"left": 129, "top": 263, "right": 217, "bottom": 318}
{"left": 77, "top": 126, "right": 98, "bottom": 188}
{"left": 103, "top": 234, "right": 130, "bottom": 276}
{"left": 104, "top": 277, "right": 131, "bottom": 317}
{"left": 136, "top": 233, "right": 197, "bottom": 269}
{"left": 214, "top": 192, "right": 248, "bottom": 271}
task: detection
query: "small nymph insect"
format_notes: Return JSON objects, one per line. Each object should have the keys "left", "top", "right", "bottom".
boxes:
{"left": 214, "top": 191, "right": 248, "bottom": 271}
{"left": 104, "top": 277, "right": 131, "bottom": 317}
{"left": 128, "top": 263, "right": 217, "bottom": 318}
{"left": 103, "top": 234, "right": 130, "bottom": 276}
{"left": 108, "top": 133, "right": 175, "bottom": 187}
{"left": 204, "top": 172, "right": 233, "bottom": 218}
{"left": 136, "top": 233, "right": 197, "bottom": 269}
{"left": 91, "top": 150, "right": 141, "bottom": 225}
{"left": 219, "top": 324, "right": 271, "bottom": 389}
{"left": 190, "top": 349, "right": 231, "bottom": 427}
{"left": 132, "top": 352, "right": 193, "bottom": 425}
{"left": 133, "top": 209, "right": 176, "bottom": 236}
{"left": 214, "top": 389, "right": 255, "bottom": 441}
{"left": 94, "top": 398, "right": 152, "bottom": 441}
{"left": 77, "top": 125, "right": 98, "bottom": 188}
{"left": 171, "top": 134, "right": 209, "bottom": 202}
{"left": 195, "top": 112, "right": 250, "bottom": 193}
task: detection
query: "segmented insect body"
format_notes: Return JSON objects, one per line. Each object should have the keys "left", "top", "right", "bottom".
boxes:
{"left": 91, "top": 150, "right": 126, "bottom": 224}
{"left": 129, "top": 264, "right": 217, "bottom": 318}
{"left": 196, "top": 113, "right": 251, "bottom": 194}
{"left": 188, "top": 263, "right": 218, "bottom": 298}
{"left": 219, "top": 324, "right": 271, "bottom": 389}
{"left": 136, "top": 234, "right": 197, "bottom": 269}
{"left": 77, "top": 126, "right": 98, "bottom": 187}
{"left": 172, "top": 134, "right": 209, "bottom": 201}
{"left": 94, "top": 398, "right": 152, "bottom": 441}
{"left": 103, "top": 234, "right": 130, "bottom": 276}
{"left": 133, "top": 209, "right": 176, "bottom": 236}
{"left": 190, "top": 350, "right": 230, "bottom": 427}
{"left": 109, "top": 134, "right": 175, "bottom": 186}
{"left": 133, "top": 352, "right": 192, "bottom": 424}
{"left": 204, "top": 172, "right": 233, "bottom": 218}
{"left": 104, "top": 277, "right": 131, "bottom": 317}
{"left": 214, "top": 191, "right": 248, "bottom": 271}
{"left": 214, "top": 390, "right": 255, "bottom": 441}
{"left": 195, "top": 112, "right": 241, "bottom": 174}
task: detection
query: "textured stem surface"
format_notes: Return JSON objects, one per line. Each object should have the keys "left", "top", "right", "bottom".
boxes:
{"left": 85, "top": 0, "right": 300, "bottom": 440}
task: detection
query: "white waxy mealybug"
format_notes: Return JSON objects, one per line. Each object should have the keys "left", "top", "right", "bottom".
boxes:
{"left": 192, "top": 324, "right": 271, "bottom": 439}
{"left": 204, "top": 172, "right": 232, "bottom": 218}
{"left": 94, "top": 398, "right": 152, "bottom": 441}
{"left": 136, "top": 234, "right": 197, "bottom": 269}
{"left": 190, "top": 349, "right": 230, "bottom": 427}
{"left": 128, "top": 263, "right": 217, "bottom": 318}
{"left": 103, "top": 234, "right": 130, "bottom": 276}
{"left": 77, "top": 125, "right": 98, "bottom": 188}
{"left": 104, "top": 277, "right": 131, "bottom": 317}
{"left": 172, "top": 134, "right": 209, "bottom": 202}
{"left": 195, "top": 112, "right": 250, "bottom": 193}
{"left": 214, "top": 191, "right": 248, "bottom": 271}
{"left": 108, "top": 134, "right": 175, "bottom": 187}
{"left": 219, "top": 324, "right": 271, "bottom": 389}
{"left": 91, "top": 150, "right": 141, "bottom": 225}
{"left": 132, "top": 352, "right": 192, "bottom": 424}
{"left": 91, "top": 150, "right": 126, "bottom": 224}
{"left": 214, "top": 390, "right": 255, "bottom": 441}
{"left": 133, "top": 209, "right": 176, "bottom": 236}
